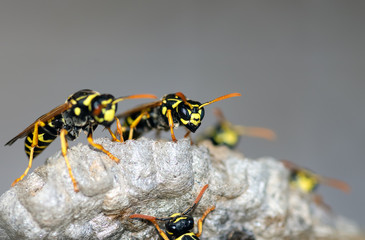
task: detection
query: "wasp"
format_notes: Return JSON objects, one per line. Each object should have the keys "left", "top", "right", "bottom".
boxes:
{"left": 281, "top": 160, "right": 350, "bottom": 209}
{"left": 5, "top": 89, "right": 157, "bottom": 192}
{"left": 130, "top": 184, "right": 215, "bottom": 240}
{"left": 117, "top": 92, "right": 241, "bottom": 142}
{"left": 196, "top": 108, "right": 276, "bottom": 149}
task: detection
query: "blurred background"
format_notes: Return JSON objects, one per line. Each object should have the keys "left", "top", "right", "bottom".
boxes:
{"left": 0, "top": 0, "right": 364, "bottom": 225}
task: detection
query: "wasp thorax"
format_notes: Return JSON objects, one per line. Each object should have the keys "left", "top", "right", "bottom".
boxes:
{"left": 165, "top": 214, "right": 194, "bottom": 237}
{"left": 91, "top": 94, "right": 117, "bottom": 126}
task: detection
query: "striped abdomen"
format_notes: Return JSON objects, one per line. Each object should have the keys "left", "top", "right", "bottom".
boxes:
{"left": 24, "top": 119, "right": 60, "bottom": 158}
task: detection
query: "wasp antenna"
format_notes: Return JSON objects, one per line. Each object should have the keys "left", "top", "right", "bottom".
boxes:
{"left": 199, "top": 93, "right": 241, "bottom": 109}
{"left": 175, "top": 92, "right": 193, "bottom": 108}
{"left": 113, "top": 94, "right": 158, "bottom": 104}
{"left": 183, "top": 184, "right": 209, "bottom": 215}
{"left": 130, "top": 214, "right": 157, "bottom": 221}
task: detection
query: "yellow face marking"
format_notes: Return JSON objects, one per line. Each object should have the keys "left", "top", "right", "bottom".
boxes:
{"left": 180, "top": 119, "right": 189, "bottom": 125}
{"left": 74, "top": 107, "right": 81, "bottom": 116}
{"left": 190, "top": 113, "right": 201, "bottom": 125}
{"left": 94, "top": 116, "right": 104, "bottom": 123}
{"left": 70, "top": 99, "right": 77, "bottom": 105}
{"left": 104, "top": 109, "right": 115, "bottom": 122}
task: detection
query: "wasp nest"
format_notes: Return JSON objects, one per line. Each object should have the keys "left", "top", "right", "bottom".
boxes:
{"left": 0, "top": 138, "right": 363, "bottom": 239}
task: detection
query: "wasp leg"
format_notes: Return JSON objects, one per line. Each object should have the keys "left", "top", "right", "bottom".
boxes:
{"left": 130, "top": 214, "right": 170, "bottom": 240}
{"left": 87, "top": 129, "right": 120, "bottom": 163}
{"left": 11, "top": 120, "right": 45, "bottom": 187}
{"left": 107, "top": 120, "right": 126, "bottom": 143}
{"left": 107, "top": 127, "right": 119, "bottom": 142}
{"left": 166, "top": 109, "right": 177, "bottom": 142}
{"left": 183, "top": 130, "right": 194, "bottom": 145}
{"left": 313, "top": 194, "right": 332, "bottom": 212}
{"left": 60, "top": 129, "right": 79, "bottom": 192}
{"left": 149, "top": 219, "right": 170, "bottom": 240}
{"left": 128, "top": 111, "right": 149, "bottom": 140}
{"left": 155, "top": 129, "right": 161, "bottom": 139}
{"left": 195, "top": 206, "right": 215, "bottom": 237}
{"left": 114, "top": 117, "right": 125, "bottom": 142}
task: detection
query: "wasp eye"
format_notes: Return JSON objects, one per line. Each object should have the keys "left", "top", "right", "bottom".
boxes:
{"left": 92, "top": 101, "right": 103, "bottom": 116}
{"left": 166, "top": 222, "right": 177, "bottom": 233}
{"left": 187, "top": 218, "right": 194, "bottom": 229}
{"left": 178, "top": 105, "right": 190, "bottom": 120}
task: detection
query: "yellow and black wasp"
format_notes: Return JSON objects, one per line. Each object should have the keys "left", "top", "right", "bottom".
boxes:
{"left": 117, "top": 92, "right": 241, "bottom": 142}
{"left": 130, "top": 184, "right": 215, "bottom": 240}
{"left": 281, "top": 160, "right": 350, "bottom": 209}
{"left": 5, "top": 89, "right": 157, "bottom": 192}
{"left": 196, "top": 108, "right": 276, "bottom": 149}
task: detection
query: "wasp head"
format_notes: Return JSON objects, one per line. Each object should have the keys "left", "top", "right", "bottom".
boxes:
{"left": 91, "top": 94, "right": 117, "bottom": 127}
{"left": 177, "top": 100, "right": 205, "bottom": 133}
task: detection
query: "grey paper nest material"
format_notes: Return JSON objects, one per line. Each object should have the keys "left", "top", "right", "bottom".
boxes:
{"left": 0, "top": 138, "right": 363, "bottom": 240}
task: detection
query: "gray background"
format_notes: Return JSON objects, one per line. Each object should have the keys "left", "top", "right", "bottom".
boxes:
{"left": 0, "top": 0, "right": 364, "bottom": 226}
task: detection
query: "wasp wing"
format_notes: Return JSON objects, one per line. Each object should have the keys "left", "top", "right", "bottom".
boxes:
{"left": 116, "top": 100, "right": 162, "bottom": 119}
{"left": 5, "top": 102, "right": 72, "bottom": 146}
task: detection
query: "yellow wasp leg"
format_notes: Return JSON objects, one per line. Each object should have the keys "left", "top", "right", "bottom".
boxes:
{"left": 107, "top": 126, "right": 122, "bottom": 143}
{"left": 166, "top": 109, "right": 177, "bottom": 142}
{"left": 60, "top": 129, "right": 79, "bottom": 192}
{"left": 183, "top": 130, "right": 191, "bottom": 138}
{"left": 128, "top": 111, "right": 150, "bottom": 140}
{"left": 183, "top": 130, "right": 193, "bottom": 145}
{"left": 195, "top": 206, "right": 215, "bottom": 237}
{"left": 149, "top": 220, "right": 170, "bottom": 240}
{"left": 12, "top": 120, "right": 45, "bottom": 186}
{"left": 87, "top": 130, "right": 120, "bottom": 163}
{"left": 114, "top": 117, "right": 125, "bottom": 142}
